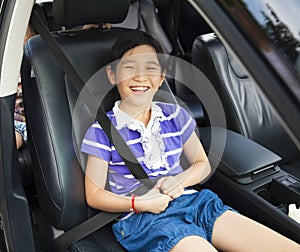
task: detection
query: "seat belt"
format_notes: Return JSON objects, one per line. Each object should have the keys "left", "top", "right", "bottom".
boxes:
{"left": 30, "top": 8, "right": 154, "bottom": 251}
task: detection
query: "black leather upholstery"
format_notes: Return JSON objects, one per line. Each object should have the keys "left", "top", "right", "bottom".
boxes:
{"left": 192, "top": 33, "right": 300, "bottom": 167}
{"left": 22, "top": 0, "right": 178, "bottom": 250}
{"left": 53, "top": 0, "right": 130, "bottom": 29}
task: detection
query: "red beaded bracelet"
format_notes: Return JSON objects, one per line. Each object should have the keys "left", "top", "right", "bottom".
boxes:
{"left": 130, "top": 194, "right": 138, "bottom": 214}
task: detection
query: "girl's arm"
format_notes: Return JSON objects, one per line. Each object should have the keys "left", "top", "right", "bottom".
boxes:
{"left": 177, "top": 131, "right": 211, "bottom": 187}
{"left": 85, "top": 155, "right": 132, "bottom": 212}
{"left": 85, "top": 154, "right": 171, "bottom": 213}
{"left": 157, "top": 131, "right": 211, "bottom": 198}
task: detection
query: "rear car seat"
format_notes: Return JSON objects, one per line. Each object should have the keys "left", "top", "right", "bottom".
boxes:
{"left": 191, "top": 33, "right": 300, "bottom": 178}
{"left": 21, "top": 0, "right": 182, "bottom": 250}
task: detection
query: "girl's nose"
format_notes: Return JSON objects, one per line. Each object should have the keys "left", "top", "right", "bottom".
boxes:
{"left": 134, "top": 67, "right": 148, "bottom": 81}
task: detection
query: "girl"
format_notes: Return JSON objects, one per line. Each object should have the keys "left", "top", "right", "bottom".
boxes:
{"left": 81, "top": 30, "right": 300, "bottom": 252}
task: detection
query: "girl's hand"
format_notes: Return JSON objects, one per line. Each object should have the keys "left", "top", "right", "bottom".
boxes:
{"left": 136, "top": 187, "right": 172, "bottom": 214}
{"left": 156, "top": 176, "right": 184, "bottom": 199}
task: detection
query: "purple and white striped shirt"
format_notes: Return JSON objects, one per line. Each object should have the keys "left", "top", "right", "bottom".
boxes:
{"left": 81, "top": 101, "right": 196, "bottom": 196}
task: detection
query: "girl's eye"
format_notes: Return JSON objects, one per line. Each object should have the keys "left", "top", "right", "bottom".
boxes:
{"left": 124, "top": 65, "right": 135, "bottom": 69}
{"left": 146, "top": 66, "right": 160, "bottom": 73}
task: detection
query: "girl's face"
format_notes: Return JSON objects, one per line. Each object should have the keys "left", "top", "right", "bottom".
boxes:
{"left": 106, "top": 45, "right": 165, "bottom": 109}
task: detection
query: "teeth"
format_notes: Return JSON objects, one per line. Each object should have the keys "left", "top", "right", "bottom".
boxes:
{"left": 131, "top": 86, "right": 149, "bottom": 91}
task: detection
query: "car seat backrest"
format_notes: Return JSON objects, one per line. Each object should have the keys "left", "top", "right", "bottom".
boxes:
{"left": 192, "top": 33, "right": 300, "bottom": 162}
{"left": 22, "top": 0, "right": 134, "bottom": 231}
{"left": 22, "top": 0, "right": 179, "bottom": 232}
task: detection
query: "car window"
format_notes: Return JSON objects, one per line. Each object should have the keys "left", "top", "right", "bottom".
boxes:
{"left": 242, "top": 0, "right": 300, "bottom": 79}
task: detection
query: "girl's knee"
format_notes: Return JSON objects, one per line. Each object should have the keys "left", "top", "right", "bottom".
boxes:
{"left": 170, "top": 235, "right": 217, "bottom": 252}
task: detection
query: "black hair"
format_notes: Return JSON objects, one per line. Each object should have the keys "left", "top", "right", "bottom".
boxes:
{"left": 108, "top": 30, "right": 167, "bottom": 71}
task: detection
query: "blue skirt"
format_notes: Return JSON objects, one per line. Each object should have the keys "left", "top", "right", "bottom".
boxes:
{"left": 112, "top": 189, "right": 235, "bottom": 252}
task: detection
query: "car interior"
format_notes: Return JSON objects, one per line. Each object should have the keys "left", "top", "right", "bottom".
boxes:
{"left": 5, "top": 0, "right": 299, "bottom": 251}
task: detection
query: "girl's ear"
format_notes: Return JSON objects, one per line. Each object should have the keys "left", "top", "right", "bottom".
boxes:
{"left": 106, "top": 66, "right": 116, "bottom": 85}
{"left": 159, "top": 70, "right": 166, "bottom": 86}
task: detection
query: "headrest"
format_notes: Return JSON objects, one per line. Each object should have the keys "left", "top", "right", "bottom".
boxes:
{"left": 53, "top": 0, "right": 130, "bottom": 29}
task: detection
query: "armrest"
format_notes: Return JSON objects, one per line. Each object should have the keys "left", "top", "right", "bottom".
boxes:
{"left": 199, "top": 127, "right": 282, "bottom": 184}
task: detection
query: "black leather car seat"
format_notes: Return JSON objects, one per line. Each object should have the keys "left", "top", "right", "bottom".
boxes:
{"left": 192, "top": 33, "right": 300, "bottom": 177}
{"left": 21, "top": 0, "right": 182, "bottom": 251}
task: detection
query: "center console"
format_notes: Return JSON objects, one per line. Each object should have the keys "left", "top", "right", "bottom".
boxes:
{"left": 198, "top": 127, "right": 300, "bottom": 243}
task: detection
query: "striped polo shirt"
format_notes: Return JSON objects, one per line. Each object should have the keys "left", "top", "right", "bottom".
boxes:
{"left": 81, "top": 101, "right": 196, "bottom": 196}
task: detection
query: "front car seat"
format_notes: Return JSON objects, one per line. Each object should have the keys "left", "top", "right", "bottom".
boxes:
{"left": 22, "top": 0, "right": 182, "bottom": 249}
{"left": 22, "top": 0, "right": 137, "bottom": 251}
{"left": 191, "top": 33, "right": 300, "bottom": 177}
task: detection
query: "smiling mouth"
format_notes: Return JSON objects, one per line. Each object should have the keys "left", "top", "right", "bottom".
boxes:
{"left": 130, "top": 86, "right": 150, "bottom": 92}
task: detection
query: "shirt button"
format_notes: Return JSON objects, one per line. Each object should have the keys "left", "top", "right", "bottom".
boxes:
{"left": 121, "top": 230, "right": 125, "bottom": 237}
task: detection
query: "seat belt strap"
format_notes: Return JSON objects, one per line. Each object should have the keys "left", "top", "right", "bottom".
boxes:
{"left": 30, "top": 8, "right": 153, "bottom": 251}
{"left": 95, "top": 107, "right": 153, "bottom": 187}
{"left": 49, "top": 212, "right": 121, "bottom": 252}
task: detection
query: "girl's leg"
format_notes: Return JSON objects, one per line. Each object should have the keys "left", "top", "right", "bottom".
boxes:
{"left": 170, "top": 236, "right": 217, "bottom": 252}
{"left": 212, "top": 210, "right": 300, "bottom": 252}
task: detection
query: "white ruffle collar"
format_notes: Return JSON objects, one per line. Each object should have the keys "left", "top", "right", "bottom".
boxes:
{"left": 112, "top": 101, "right": 169, "bottom": 170}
